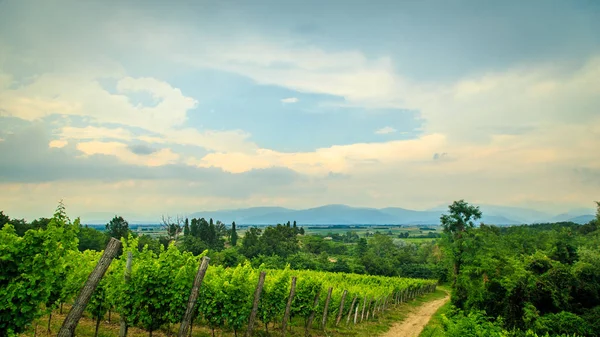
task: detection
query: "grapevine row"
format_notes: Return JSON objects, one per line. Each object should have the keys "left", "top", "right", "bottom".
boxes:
{"left": 55, "top": 236, "right": 437, "bottom": 336}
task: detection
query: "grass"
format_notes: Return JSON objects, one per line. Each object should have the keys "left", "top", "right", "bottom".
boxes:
{"left": 418, "top": 287, "right": 452, "bottom": 337}
{"left": 20, "top": 289, "right": 447, "bottom": 337}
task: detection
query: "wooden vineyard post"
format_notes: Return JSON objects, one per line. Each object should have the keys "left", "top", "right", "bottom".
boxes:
{"left": 119, "top": 252, "right": 133, "bottom": 337}
{"left": 353, "top": 305, "right": 359, "bottom": 325}
{"left": 365, "top": 300, "right": 371, "bottom": 320}
{"left": 335, "top": 290, "right": 348, "bottom": 326}
{"left": 281, "top": 276, "right": 297, "bottom": 335}
{"left": 246, "top": 271, "right": 266, "bottom": 337}
{"left": 178, "top": 256, "right": 210, "bottom": 337}
{"left": 58, "top": 238, "right": 121, "bottom": 337}
{"left": 305, "top": 289, "right": 320, "bottom": 336}
{"left": 321, "top": 287, "right": 333, "bottom": 330}
{"left": 346, "top": 296, "right": 357, "bottom": 325}
{"left": 360, "top": 296, "right": 367, "bottom": 322}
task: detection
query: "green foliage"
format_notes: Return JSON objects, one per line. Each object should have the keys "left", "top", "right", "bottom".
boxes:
{"left": 119, "top": 241, "right": 198, "bottom": 334}
{"left": 136, "top": 234, "right": 162, "bottom": 255}
{"left": 105, "top": 215, "right": 129, "bottom": 239}
{"left": 259, "top": 224, "right": 300, "bottom": 257}
{"left": 257, "top": 268, "right": 290, "bottom": 328}
{"left": 0, "top": 211, "right": 51, "bottom": 236}
{"left": 442, "top": 310, "right": 507, "bottom": 337}
{"left": 78, "top": 225, "right": 108, "bottom": 251}
{"left": 180, "top": 235, "right": 209, "bottom": 256}
{"left": 209, "top": 247, "right": 244, "bottom": 268}
{"left": 440, "top": 200, "right": 482, "bottom": 236}
{"left": 290, "top": 276, "right": 322, "bottom": 320}
{"left": 88, "top": 282, "right": 109, "bottom": 325}
{"left": 240, "top": 227, "right": 262, "bottom": 258}
{"left": 183, "top": 218, "right": 190, "bottom": 237}
{"left": 230, "top": 221, "right": 238, "bottom": 246}
{"left": 534, "top": 312, "right": 592, "bottom": 336}
{"left": 440, "top": 200, "right": 600, "bottom": 337}
{"left": 0, "top": 203, "right": 79, "bottom": 336}
{"left": 187, "top": 217, "right": 224, "bottom": 251}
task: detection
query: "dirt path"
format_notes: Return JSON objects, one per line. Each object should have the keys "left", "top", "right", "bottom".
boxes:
{"left": 380, "top": 295, "right": 449, "bottom": 337}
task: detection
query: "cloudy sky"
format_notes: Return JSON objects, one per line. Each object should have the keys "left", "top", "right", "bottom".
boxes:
{"left": 1, "top": 0, "right": 599, "bottom": 220}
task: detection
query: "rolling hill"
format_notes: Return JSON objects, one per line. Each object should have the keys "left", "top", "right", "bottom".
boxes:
{"left": 81, "top": 204, "right": 595, "bottom": 226}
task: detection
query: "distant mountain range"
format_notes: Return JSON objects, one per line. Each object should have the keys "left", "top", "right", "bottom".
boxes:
{"left": 182, "top": 204, "right": 596, "bottom": 226}
{"left": 80, "top": 204, "right": 595, "bottom": 226}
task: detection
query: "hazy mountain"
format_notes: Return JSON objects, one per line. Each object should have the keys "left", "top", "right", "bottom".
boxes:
{"left": 82, "top": 204, "right": 595, "bottom": 226}
{"left": 548, "top": 208, "right": 596, "bottom": 223}
{"left": 380, "top": 207, "right": 441, "bottom": 223}
{"left": 427, "top": 204, "right": 551, "bottom": 224}
{"left": 189, "top": 207, "right": 293, "bottom": 224}
{"left": 567, "top": 215, "right": 595, "bottom": 224}
{"left": 190, "top": 204, "right": 526, "bottom": 225}
{"left": 241, "top": 205, "right": 398, "bottom": 224}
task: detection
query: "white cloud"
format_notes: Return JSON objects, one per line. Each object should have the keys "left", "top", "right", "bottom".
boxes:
{"left": 0, "top": 71, "right": 259, "bottom": 159}
{"left": 49, "top": 140, "right": 68, "bottom": 148}
{"left": 1, "top": 4, "right": 599, "bottom": 214}
{"left": 192, "top": 134, "right": 447, "bottom": 175}
{"left": 375, "top": 126, "right": 396, "bottom": 135}
{"left": 281, "top": 97, "right": 299, "bottom": 103}
{"left": 59, "top": 126, "right": 134, "bottom": 141}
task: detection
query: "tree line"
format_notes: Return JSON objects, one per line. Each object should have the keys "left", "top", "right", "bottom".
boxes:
{"left": 439, "top": 200, "right": 600, "bottom": 337}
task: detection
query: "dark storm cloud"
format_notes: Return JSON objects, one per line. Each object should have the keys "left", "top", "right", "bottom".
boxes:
{"left": 128, "top": 144, "right": 158, "bottom": 155}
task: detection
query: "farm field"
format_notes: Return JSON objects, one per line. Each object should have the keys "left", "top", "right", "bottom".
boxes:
{"left": 92, "top": 223, "right": 442, "bottom": 241}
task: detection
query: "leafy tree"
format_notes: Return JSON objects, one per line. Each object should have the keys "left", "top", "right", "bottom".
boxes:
{"left": 302, "top": 235, "right": 329, "bottom": 254}
{"left": 137, "top": 234, "right": 162, "bottom": 255}
{"left": 30, "top": 217, "right": 51, "bottom": 231}
{"left": 0, "top": 211, "right": 9, "bottom": 227}
{"left": 106, "top": 215, "right": 130, "bottom": 239}
{"left": 331, "top": 257, "right": 351, "bottom": 273}
{"left": 78, "top": 225, "right": 108, "bottom": 251}
{"left": 214, "top": 220, "right": 227, "bottom": 238}
{"left": 190, "top": 218, "right": 199, "bottom": 237}
{"left": 240, "top": 227, "right": 262, "bottom": 258}
{"left": 440, "top": 200, "right": 481, "bottom": 308}
{"left": 210, "top": 247, "right": 243, "bottom": 268}
{"left": 230, "top": 221, "right": 238, "bottom": 246}
{"left": 355, "top": 237, "right": 368, "bottom": 257}
{"left": 180, "top": 235, "right": 209, "bottom": 256}
{"left": 0, "top": 212, "right": 31, "bottom": 236}
{"left": 259, "top": 224, "right": 299, "bottom": 257}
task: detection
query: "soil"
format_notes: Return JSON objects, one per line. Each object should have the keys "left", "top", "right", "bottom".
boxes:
{"left": 380, "top": 295, "right": 449, "bottom": 337}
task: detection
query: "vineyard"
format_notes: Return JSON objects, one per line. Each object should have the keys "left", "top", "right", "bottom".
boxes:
{"left": 0, "top": 210, "right": 437, "bottom": 337}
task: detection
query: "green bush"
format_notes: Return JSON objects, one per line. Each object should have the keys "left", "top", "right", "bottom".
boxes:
{"left": 534, "top": 312, "right": 593, "bottom": 337}
{"left": 442, "top": 310, "right": 508, "bottom": 337}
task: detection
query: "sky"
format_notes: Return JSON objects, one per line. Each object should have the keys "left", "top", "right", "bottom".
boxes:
{"left": 1, "top": 0, "right": 599, "bottom": 220}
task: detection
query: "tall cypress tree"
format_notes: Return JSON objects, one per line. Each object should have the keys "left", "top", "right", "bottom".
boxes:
{"left": 183, "top": 218, "right": 190, "bottom": 236}
{"left": 230, "top": 221, "right": 238, "bottom": 246}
